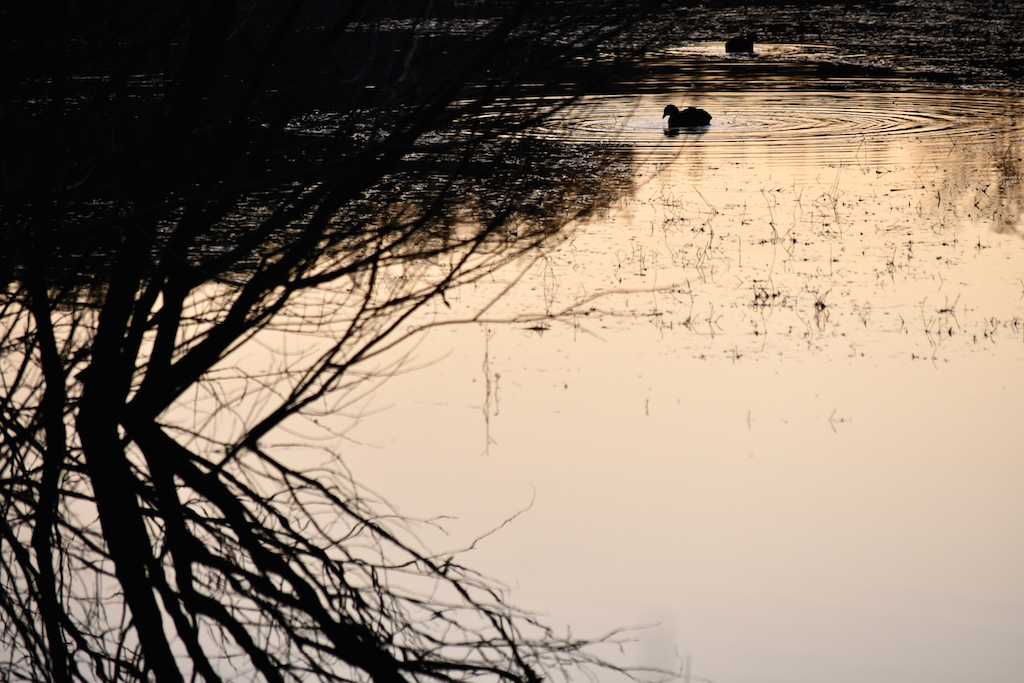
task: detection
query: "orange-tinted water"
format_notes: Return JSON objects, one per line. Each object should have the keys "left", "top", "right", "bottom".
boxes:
{"left": 318, "top": 51, "right": 1024, "bottom": 683}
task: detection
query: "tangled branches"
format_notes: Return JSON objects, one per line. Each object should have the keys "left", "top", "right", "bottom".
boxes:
{"left": 1, "top": 0, "right": 660, "bottom": 681}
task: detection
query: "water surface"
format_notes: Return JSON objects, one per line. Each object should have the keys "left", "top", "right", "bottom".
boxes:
{"left": 337, "top": 51, "right": 1024, "bottom": 683}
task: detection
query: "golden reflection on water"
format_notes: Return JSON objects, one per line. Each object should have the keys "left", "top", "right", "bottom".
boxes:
{"left": 338, "top": 54, "right": 1024, "bottom": 683}
{"left": 524, "top": 56, "right": 1024, "bottom": 362}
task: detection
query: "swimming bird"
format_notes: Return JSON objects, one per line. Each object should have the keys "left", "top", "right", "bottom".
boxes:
{"left": 725, "top": 34, "right": 755, "bottom": 53}
{"left": 663, "top": 104, "right": 712, "bottom": 128}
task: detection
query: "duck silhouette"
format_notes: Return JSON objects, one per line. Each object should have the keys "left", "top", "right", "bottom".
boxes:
{"left": 725, "top": 34, "right": 755, "bottom": 53}
{"left": 663, "top": 104, "right": 712, "bottom": 128}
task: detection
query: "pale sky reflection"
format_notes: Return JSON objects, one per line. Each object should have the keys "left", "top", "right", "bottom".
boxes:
{"left": 326, "top": 57, "right": 1023, "bottom": 683}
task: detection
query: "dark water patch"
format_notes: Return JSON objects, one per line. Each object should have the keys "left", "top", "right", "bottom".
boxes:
{"left": 651, "top": 0, "right": 1024, "bottom": 89}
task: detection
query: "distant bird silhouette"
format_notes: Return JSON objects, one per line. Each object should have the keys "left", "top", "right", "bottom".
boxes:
{"left": 663, "top": 104, "right": 712, "bottom": 128}
{"left": 725, "top": 34, "right": 755, "bottom": 53}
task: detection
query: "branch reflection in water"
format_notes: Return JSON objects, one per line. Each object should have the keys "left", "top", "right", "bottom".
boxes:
{"left": 0, "top": 2, "right": 659, "bottom": 681}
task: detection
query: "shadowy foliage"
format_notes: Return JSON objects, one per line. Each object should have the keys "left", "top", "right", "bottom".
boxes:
{"left": 0, "top": 1, "right": 658, "bottom": 681}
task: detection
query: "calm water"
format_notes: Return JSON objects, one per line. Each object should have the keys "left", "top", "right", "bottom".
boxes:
{"left": 330, "top": 50, "right": 1023, "bottom": 683}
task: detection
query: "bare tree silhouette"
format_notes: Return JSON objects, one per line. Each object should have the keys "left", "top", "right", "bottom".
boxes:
{"left": 0, "top": 1, "right": 657, "bottom": 681}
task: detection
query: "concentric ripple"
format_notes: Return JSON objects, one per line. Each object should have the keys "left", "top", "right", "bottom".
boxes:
{"left": 530, "top": 50, "right": 1023, "bottom": 169}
